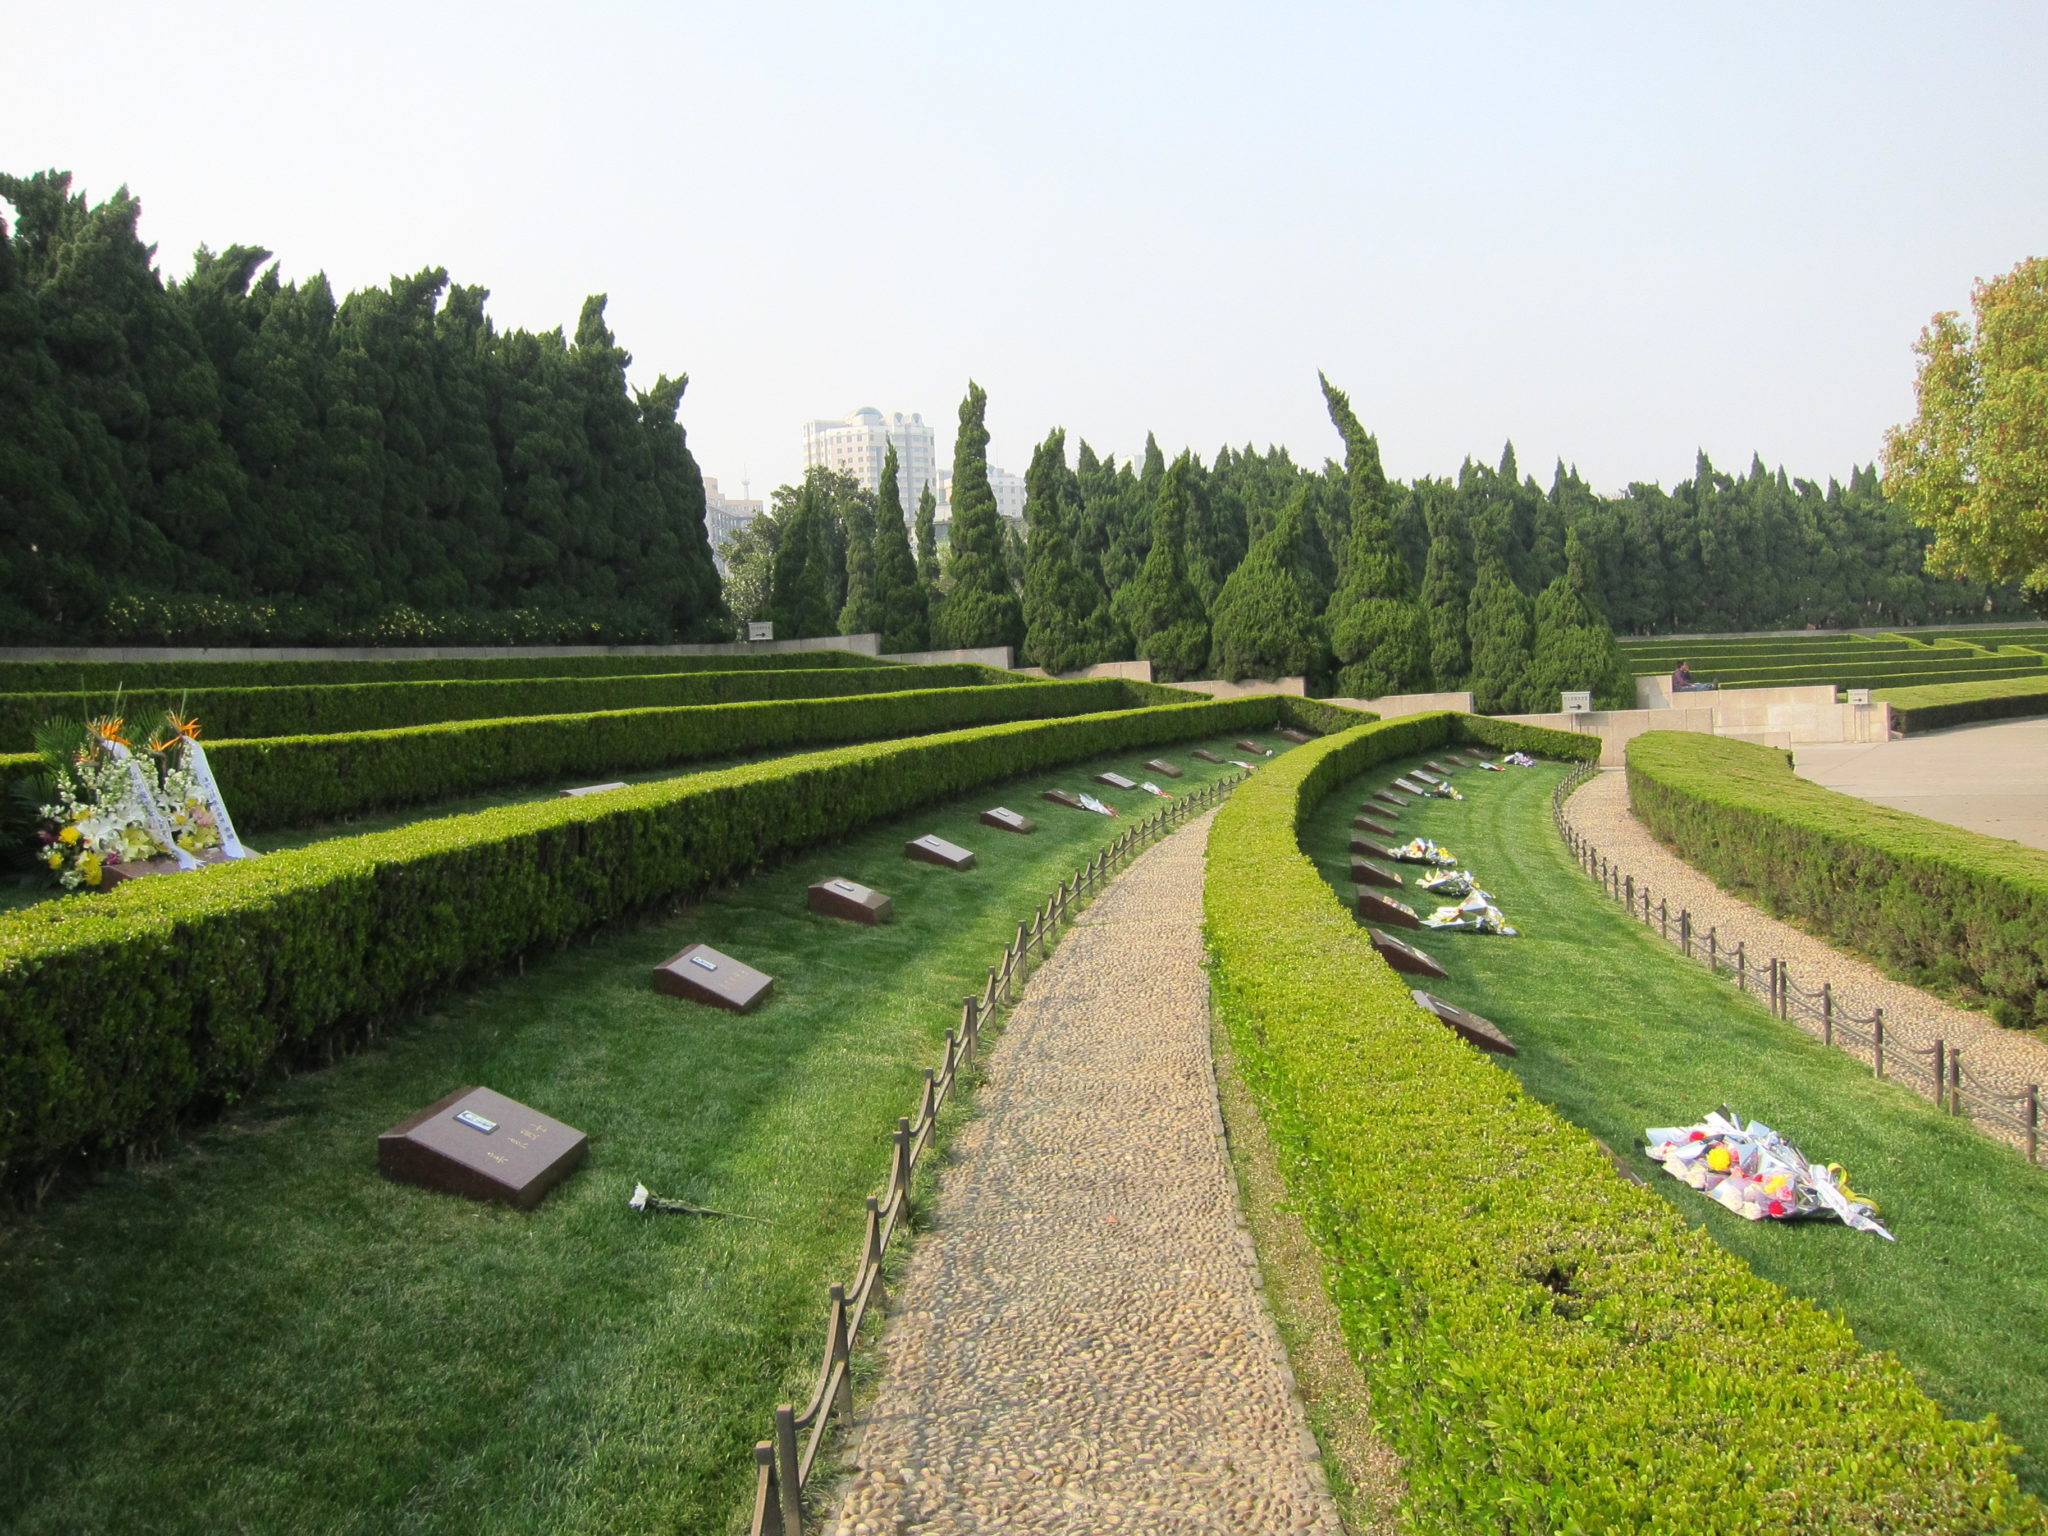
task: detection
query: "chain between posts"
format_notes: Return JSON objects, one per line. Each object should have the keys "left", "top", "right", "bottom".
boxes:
{"left": 1548, "top": 762, "right": 2042, "bottom": 1166}
{"left": 748, "top": 768, "right": 1248, "bottom": 1535}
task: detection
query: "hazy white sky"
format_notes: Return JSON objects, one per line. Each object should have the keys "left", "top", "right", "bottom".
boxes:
{"left": 7, "top": 1, "right": 2045, "bottom": 499}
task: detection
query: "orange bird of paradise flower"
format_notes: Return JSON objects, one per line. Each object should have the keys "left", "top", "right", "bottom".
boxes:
{"left": 85, "top": 716, "right": 129, "bottom": 749}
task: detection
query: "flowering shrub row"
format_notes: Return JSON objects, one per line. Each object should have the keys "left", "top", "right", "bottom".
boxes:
{"left": 0, "top": 664, "right": 1014, "bottom": 750}
{"left": 0, "top": 694, "right": 1332, "bottom": 1200}
{"left": 1627, "top": 731, "right": 2048, "bottom": 1027}
{"left": 1205, "top": 712, "right": 2035, "bottom": 1530}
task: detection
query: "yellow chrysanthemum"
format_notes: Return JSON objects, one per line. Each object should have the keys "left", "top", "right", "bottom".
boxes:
{"left": 57, "top": 825, "right": 81, "bottom": 844}
{"left": 45, "top": 849, "right": 64, "bottom": 869}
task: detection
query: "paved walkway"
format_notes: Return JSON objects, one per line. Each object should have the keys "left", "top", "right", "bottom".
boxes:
{"left": 1568, "top": 770, "right": 2048, "bottom": 1108}
{"left": 826, "top": 812, "right": 1342, "bottom": 1536}
{"left": 1794, "top": 716, "right": 2048, "bottom": 853}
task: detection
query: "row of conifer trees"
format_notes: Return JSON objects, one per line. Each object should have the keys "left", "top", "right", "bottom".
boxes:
{"left": 735, "top": 376, "right": 2021, "bottom": 708}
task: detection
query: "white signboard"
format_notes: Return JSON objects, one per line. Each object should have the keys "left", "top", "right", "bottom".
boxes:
{"left": 747, "top": 621, "right": 774, "bottom": 642}
{"left": 1847, "top": 688, "right": 1871, "bottom": 706}
{"left": 1561, "top": 691, "right": 1592, "bottom": 714}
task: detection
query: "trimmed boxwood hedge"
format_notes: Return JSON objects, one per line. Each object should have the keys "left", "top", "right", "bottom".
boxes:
{"left": 0, "top": 663, "right": 1012, "bottom": 748}
{"left": 1628, "top": 732, "right": 2048, "bottom": 1025}
{"left": 0, "top": 649, "right": 888, "bottom": 694}
{"left": 1207, "top": 714, "right": 2036, "bottom": 1532}
{"left": 1882, "top": 675, "right": 2048, "bottom": 731}
{"left": 0, "top": 694, "right": 1334, "bottom": 1199}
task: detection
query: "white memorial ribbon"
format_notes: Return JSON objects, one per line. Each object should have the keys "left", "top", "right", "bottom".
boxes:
{"left": 100, "top": 736, "right": 200, "bottom": 870}
{"left": 180, "top": 736, "right": 253, "bottom": 859}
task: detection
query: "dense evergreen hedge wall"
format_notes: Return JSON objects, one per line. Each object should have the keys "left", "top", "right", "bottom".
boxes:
{"left": 1627, "top": 732, "right": 2048, "bottom": 1025}
{"left": 1206, "top": 716, "right": 2034, "bottom": 1530}
{"left": 0, "top": 649, "right": 886, "bottom": 694}
{"left": 0, "top": 663, "right": 1010, "bottom": 748}
{"left": 1883, "top": 675, "right": 2048, "bottom": 731}
{"left": 0, "top": 694, "right": 1306, "bottom": 1199}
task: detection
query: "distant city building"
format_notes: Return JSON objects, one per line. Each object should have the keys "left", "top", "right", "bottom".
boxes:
{"left": 702, "top": 475, "right": 763, "bottom": 573}
{"left": 937, "top": 466, "right": 1027, "bottom": 531}
{"left": 802, "top": 407, "right": 939, "bottom": 518}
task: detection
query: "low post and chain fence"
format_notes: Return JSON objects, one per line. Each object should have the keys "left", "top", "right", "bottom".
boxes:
{"left": 748, "top": 769, "right": 1247, "bottom": 1536}
{"left": 1550, "top": 763, "right": 2042, "bottom": 1166}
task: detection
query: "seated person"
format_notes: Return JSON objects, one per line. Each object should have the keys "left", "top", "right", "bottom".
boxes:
{"left": 1671, "top": 660, "right": 1717, "bottom": 692}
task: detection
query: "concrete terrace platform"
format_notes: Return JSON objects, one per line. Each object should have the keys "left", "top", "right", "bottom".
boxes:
{"left": 1793, "top": 717, "right": 2048, "bottom": 854}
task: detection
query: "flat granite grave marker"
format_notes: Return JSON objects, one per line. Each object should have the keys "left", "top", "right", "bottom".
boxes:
{"left": 1353, "top": 813, "right": 1397, "bottom": 832}
{"left": 1358, "top": 799, "right": 1399, "bottom": 818}
{"left": 1368, "top": 928, "right": 1450, "bottom": 979}
{"left": 560, "top": 782, "right": 628, "bottom": 797}
{"left": 1411, "top": 771, "right": 1443, "bottom": 786}
{"left": 1189, "top": 749, "right": 1227, "bottom": 764}
{"left": 1349, "top": 835, "right": 1399, "bottom": 860}
{"left": 1277, "top": 727, "right": 1315, "bottom": 744}
{"left": 1373, "top": 789, "right": 1410, "bottom": 807}
{"left": 906, "top": 834, "right": 976, "bottom": 870}
{"left": 1142, "top": 758, "right": 1183, "bottom": 778}
{"left": 1234, "top": 740, "right": 1273, "bottom": 756}
{"left": 100, "top": 848, "right": 234, "bottom": 887}
{"left": 981, "top": 806, "right": 1036, "bottom": 833}
{"left": 1410, "top": 989, "right": 1516, "bottom": 1054}
{"left": 1443, "top": 754, "right": 1472, "bottom": 767}
{"left": 808, "top": 877, "right": 893, "bottom": 925}
{"left": 1355, "top": 890, "right": 1422, "bottom": 929}
{"left": 652, "top": 943, "right": 775, "bottom": 1012}
{"left": 1392, "top": 777, "right": 1427, "bottom": 795}
{"left": 1425, "top": 760, "right": 1455, "bottom": 774}
{"left": 378, "top": 1086, "right": 587, "bottom": 1209}
{"left": 1351, "top": 857, "right": 1404, "bottom": 889}
{"left": 1094, "top": 772, "right": 1138, "bottom": 790}
{"left": 1041, "top": 789, "right": 1085, "bottom": 810}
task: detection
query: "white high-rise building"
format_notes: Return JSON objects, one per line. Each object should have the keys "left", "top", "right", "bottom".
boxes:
{"left": 802, "top": 407, "right": 940, "bottom": 518}
{"left": 702, "top": 476, "right": 763, "bottom": 574}
{"left": 937, "top": 467, "right": 1028, "bottom": 529}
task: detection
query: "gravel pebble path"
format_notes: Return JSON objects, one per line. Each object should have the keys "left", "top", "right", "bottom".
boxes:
{"left": 1568, "top": 769, "right": 2048, "bottom": 1113}
{"left": 825, "top": 812, "right": 1342, "bottom": 1536}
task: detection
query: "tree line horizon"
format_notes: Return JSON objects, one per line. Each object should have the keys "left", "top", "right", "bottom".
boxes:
{"left": 1, "top": 170, "right": 2027, "bottom": 686}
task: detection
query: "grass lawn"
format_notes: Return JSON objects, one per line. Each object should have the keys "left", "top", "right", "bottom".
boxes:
{"left": 0, "top": 734, "right": 1285, "bottom": 1535}
{"left": 1301, "top": 756, "right": 2048, "bottom": 1497}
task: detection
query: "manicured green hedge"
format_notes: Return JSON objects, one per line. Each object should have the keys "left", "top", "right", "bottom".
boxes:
{"left": 0, "top": 695, "right": 1293, "bottom": 1198}
{"left": 1883, "top": 675, "right": 2048, "bottom": 732}
{"left": 1698, "top": 658, "right": 2042, "bottom": 688}
{"left": 1207, "top": 716, "right": 2035, "bottom": 1532}
{"left": 1885, "top": 628, "right": 2048, "bottom": 649}
{"left": 1628, "top": 732, "right": 2048, "bottom": 1025}
{"left": 0, "top": 649, "right": 888, "bottom": 694}
{"left": 0, "top": 663, "right": 1012, "bottom": 748}
{"left": 191, "top": 679, "right": 1158, "bottom": 832}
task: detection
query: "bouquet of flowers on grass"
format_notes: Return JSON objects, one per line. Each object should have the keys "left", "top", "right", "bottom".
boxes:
{"left": 1421, "top": 892, "right": 1520, "bottom": 935}
{"left": 1477, "top": 759, "right": 1506, "bottom": 772}
{"left": 1420, "top": 780, "right": 1465, "bottom": 800}
{"left": 1418, "top": 869, "right": 1484, "bottom": 899}
{"left": 1138, "top": 781, "right": 1173, "bottom": 798}
{"left": 1077, "top": 792, "right": 1119, "bottom": 817}
{"left": 1645, "top": 1108, "right": 1892, "bottom": 1239}
{"left": 1503, "top": 751, "right": 1538, "bottom": 767}
{"left": 1393, "top": 837, "right": 1459, "bottom": 868}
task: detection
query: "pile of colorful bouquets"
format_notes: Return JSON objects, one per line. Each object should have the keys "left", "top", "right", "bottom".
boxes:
{"left": 1645, "top": 1109, "right": 1893, "bottom": 1239}
{"left": 1421, "top": 891, "right": 1519, "bottom": 935}
{"left": 1393, "top": 837, "right": 1459, "bottom": 868}
{"left": 1503, "top": 751, "right": 1538, "bottom": 767}
{"left": 1418, "top": 868, "right": 1480, "bottom": 898}
{"left": 1421, "top": 780, "right": 1465, "bottom": 800}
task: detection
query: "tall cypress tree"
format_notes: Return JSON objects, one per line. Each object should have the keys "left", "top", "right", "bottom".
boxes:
{"left": 870, "top": 443, "right": 928, "bottom": 653}
{"left": 1206, "top": 488, "right": 1327, "bottom": 682}
{"left": 1319, "top": 373, "right": 1430, "bottom": 697}
{"left": 767, "top": 473, "right": 836, "bottom": 638}
{"left": 1465, "top": 532, "right": 1536, "bottom": 713}
{"left": 1527, "top": 526, "right": 1635, "bottom": 708}
{"left": 837, "top": 475, "right": 878, "bottom": 636}
{"left": 1420, "top": 485, "right": 1472, "bottom": 683}
{"left": 1125, "top": 453, "right": 1211, "bottom": 681}
{"left": 932, "top": 380, "right": 1022, "bottom": 649}
{"left": 1020, "top": 427, "right": 1113, "bottom": 673}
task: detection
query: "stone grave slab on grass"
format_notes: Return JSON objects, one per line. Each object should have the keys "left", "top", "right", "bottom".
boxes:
{"left": 1392, "top": 777, "right": 1427, "bottom": 795}
{"left": 1425, "top": 759, "right": 1456, "bottom": 773}
{"left": 1278, "top": 727, "right": 1316, "bottom": 744}
{"left": 1411, "top": 989, "right": 1516, "bottom": 1054}
{"left": 906, "top": 834, "right": 976, "bottom": 870}
{"left": 1355, "top": 889, "right": 1421, "bottom": 929}
{"left": 1040, "top": 789, "right": 1085, "bottom": 810}
{"left": 1094, "top": 771, "right": 1138, "bottom": 790}
{"left": 560, "top": 782, "right": 628, "bottom": 797}
{"left": 1234, "top": 740, "right": 1273, "bottom": 756}
{"left": 808, "top": 877, "right": 893, "bottom": 925}
{"left": 981, "top": 806, "right": 1036, "bottom": 833}
{"left": 1349, "top": 835, "right": 1399, "bottom": 860}
{"left": 1351, "top": 857, "right": 1404, "bottom": 889}
{"left": 378, "top": 1086, "right": 588, "bottom": 1209}
{"left": 1373, "top": 789, "right": 1410, "bottom": 807}
{"left": 1142, "top": 758, "right": 1183, "bottom": 778}
{"left": 100, "top": 848, "right": 233, "bottom": 887}
{"left": 1353, "top": 813, "right": 1396, "bottom": 832}
{"left": 1190, "top": 748, "right": 1227, "bottom": 764}
{"left": 1411, "top": 770, "right": 1443, "bottom": 786}
{"left": 1443, "top": 754, "right": 1472, "bottom": 767}
{"left": 1368, "top": 928, "right": 1449, "bottom": 979}
{"left": 652, "top": 943, "right": 775, "bottom": 1012}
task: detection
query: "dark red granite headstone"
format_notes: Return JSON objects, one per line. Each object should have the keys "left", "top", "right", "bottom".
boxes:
{"left": 1234, "top": 740, "right": 1273, "bottom": 756}
{"left": 808, "top": 877, "right": 893, "bottom": 925}
{"left": 1353, "top": 813, "right": 1396, "bottom": 832}
{"left": 1356, "top": 890, "right": 1421, "bottom": 929}
{"left": 1349, "top": 835, "right": 1399, "bottom": 860}
{"left": 906, "top": 834, "right": 976, "bottom": 870}
{"left": 1374, "top": 789, "right": 1410, "bottom": 807}
{"left": 1410, "top": 989, "right": 1516, "bottom": 1054}
{"left": 1392, "top": 777, "right": 1427, "bottom": 795}
{"left": 1041, "top": 789, "right": 1085, "bottom": 809}
{"left": 652, "top": 943, "right": 775, "bottom": 1011}
{"left": 1368, "top": 928, "right": 1449, "bottom": 979}
{"left": 982, "top": 806, "right": 1036, "bottom": 833}
{"left": 1425, "top": 760, "right": 1455, "bottom": 774}
{"left": 1278, "top": 728, "right": 1315, "bottom": 744}
{"left": 1094, "top": 772, "right": 1138, "bottom": 790}
{"left": 1351, "top": 857, "right": 1403, "bottom": 888}
{"left": 1411, "top": 771, "right": 1443, "bottom": 786}
{"left": 1142, "top": 759, "right": 1183, "bottom": 778}
{"left": 378, "top": 1086, "right": 588, "bottom": 1209}
{"left": 1190, "top": 749, "right": 1227, "bottom": 764}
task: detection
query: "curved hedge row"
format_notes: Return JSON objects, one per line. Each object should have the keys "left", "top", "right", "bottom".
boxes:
{"left": 1627, "top": 732, "right": 2048, "bottom": 1025}
{"left": 0, "top": 662, "right": 1009, "bottom": 748}
{"left": 1205, "top": 714, "right": 2035, "bottom": 1531}
{"left": 0, "top": 649, "right": 887, "bottom": 694}
{"left": 1881, "top": 674, "right": 2048, "bottom": 732}
{"left": 0, "top": 694, "right": 1324, "bottom": 1200}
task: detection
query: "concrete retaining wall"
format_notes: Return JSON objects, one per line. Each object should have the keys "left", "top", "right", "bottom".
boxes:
{"left": 881, "top": 645, "right": 1014, "bottom": 668}
{"left": 1328, "top": 691, "right": 1476, "bottom": 717}
{"left": 1013, "top": 660, "right": 1155, "bottom": 682}
{"left": 1161, "top": 676, "right": 1307, "bottom": 699}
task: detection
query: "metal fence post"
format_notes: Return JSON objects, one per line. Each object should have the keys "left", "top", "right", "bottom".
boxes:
{"left": 1822, "top": 983, "right": 1833, "bottom": 1046}
{"left": 1679, "top": 909, "right": 1690, "bottom": 957}
{"left": 1872, "top": 1009, "right": 1884, "bottom": 1079}
{"left": 2028, "top": 1085, "right": 2039, "bottom": 1164}
{"left": 1736, "top": 942, "right": 1746, "bottom": 993}
{"left": 1932, "top": 1039, "right": 1945, "bottom": 1104}
{"left": 773, "top": 1405, "right": 803, "bottom": 1536}
{"left": 1660, "top": 899, "right": 1668, "bottom": 940}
